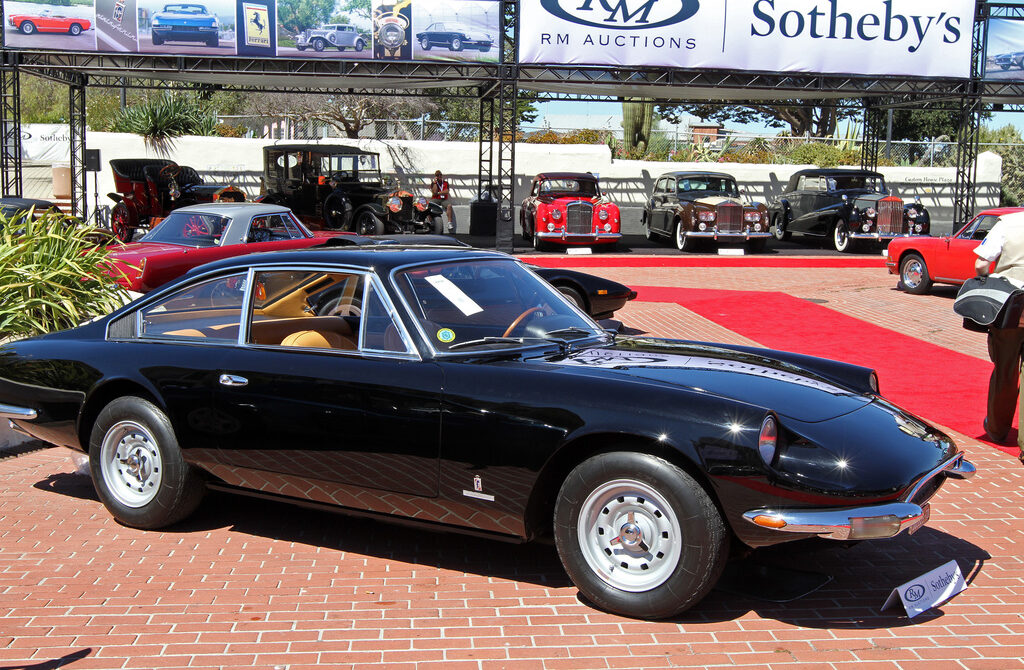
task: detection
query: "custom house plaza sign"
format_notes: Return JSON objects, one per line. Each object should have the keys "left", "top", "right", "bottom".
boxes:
{"left": 519, "top": 0, "right": 976, "bottom": 79}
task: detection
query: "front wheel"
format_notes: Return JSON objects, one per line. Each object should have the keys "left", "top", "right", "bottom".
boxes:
{"left": 420, "top": 37, "right": 430, "bottom": 50}
{"left": 429, "top": 215, "right": 444, "bottom": 235}
{"left": 674, "top": 220, "right": 694, "bottom": 252}
{"left": 451, "top": 37, "right": 463, "bottom": 51}
{"left": 557, "top": 285, "right": 587, "bottom": 313}
{"left": 312, "top": 37, "right": 326, "bottom": 52}
{"left": 832, "top": 219, "right": 854, "bottom": 252}
{"left": 89, "top": 397, "right": 205, "bottom": 529}
{"left": 532, "top": 227, "right": 546, "bottom": 251}
{"left": 899, "top": 252, "right": 933, "bottom": 294}
{"left": 554, "top": 451, "right": 728, "bottom": 619}
{"left": 355, "top": 209, "right": 384, "bottom": 236}
{"left": 354, "top": 39, "right": 365, "bottom": 52}
{"left": 20, "top": 21, "right": 35, "bottom": 34}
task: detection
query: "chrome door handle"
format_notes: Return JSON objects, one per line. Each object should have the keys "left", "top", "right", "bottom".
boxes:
{"left": 219, "top": 374, "right": 248, "bottom": 387}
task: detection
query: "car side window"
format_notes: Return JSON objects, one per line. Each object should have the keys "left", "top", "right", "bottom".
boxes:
{"left": 361, "top": 282, "right": 411, "bottom": 353}
{"left": 246, "top": 270, "right": 362, "bottom": 351}
{"left": 970, "top": 215, "right": 997, "bottom": 240}
{"left": 139, "top": 272, "right": 247, "bottom": 342}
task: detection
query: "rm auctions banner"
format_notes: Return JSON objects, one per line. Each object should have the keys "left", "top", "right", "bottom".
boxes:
{"left": 519, "top": 0, "right": 975, "bottom": 79}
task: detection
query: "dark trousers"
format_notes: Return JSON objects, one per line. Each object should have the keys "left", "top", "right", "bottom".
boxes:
{"left": 986, "top": 326, "right": 1024, "bottom": 448}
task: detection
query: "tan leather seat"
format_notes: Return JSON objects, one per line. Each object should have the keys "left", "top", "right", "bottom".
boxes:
{"left": 280, "top": 329, "right": 354, "bottom": 350}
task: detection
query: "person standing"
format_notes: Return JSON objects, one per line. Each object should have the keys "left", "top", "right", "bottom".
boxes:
{"left": 430, "top": 170, "right": 455, "bottom": 233}
{"left": 974, "top": 210, "right": 1024, "bottom": 462}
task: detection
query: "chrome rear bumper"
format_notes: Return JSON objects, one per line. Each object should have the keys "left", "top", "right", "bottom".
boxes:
{"left": 743, "top": 453, "right": 975, "bottom": 541}
{"left": 0, "top": 403, "right": 36, "bottom": 420}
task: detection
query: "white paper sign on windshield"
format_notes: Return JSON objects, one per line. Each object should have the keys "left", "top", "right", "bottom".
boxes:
{"left": 425, "top": 275, "right": 484, "bottom": 317}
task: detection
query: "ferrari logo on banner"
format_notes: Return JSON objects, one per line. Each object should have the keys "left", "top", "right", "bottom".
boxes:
{"left": 243, "top": 2, "right": 270, "bottom": 47}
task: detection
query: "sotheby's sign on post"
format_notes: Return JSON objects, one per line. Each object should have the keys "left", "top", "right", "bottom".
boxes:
{"left": 519, "top": 0, "right": 975, "bottom": 79}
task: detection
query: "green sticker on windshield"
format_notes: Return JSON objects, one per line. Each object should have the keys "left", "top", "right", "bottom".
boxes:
{"left": 437, "top": 328, "right": 456, "bottom": 343}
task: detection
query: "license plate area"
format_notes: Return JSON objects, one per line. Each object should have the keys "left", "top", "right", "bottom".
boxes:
{"left": 907, "top": 503, "right": 931, "bottom": 535}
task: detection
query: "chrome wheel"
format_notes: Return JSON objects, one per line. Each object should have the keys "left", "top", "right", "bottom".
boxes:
{"left": 899, "top": 252, "right": 932, "bottom": 294}
{"left": 576, "top": 478, "right": 683, "bottom": 592}
{"left": 99, "top": 420, "right": 163, "bottom": 508}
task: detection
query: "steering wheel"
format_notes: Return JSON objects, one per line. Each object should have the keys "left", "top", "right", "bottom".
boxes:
{"left": 331, "top": 171, "right": 351, "bottom": 182}
{"left": 503, "top": 307, "right": 544, "bottom": 337}
{"left": 159, "top": 163, "right": 182, "bottom": 179}
{"left": 182, "top": 216, "right": 211, "bottom": 238}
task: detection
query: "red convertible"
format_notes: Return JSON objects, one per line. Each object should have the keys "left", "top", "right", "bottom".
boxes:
{"left": 7, "top": 9, "right": 91, "bottom": 35}
{"left": 885, "top": 207, "right": 1024, "bottom": 294}
{"left": 106, "top": 203, "right": 343, "bottom": 293}
{"left": 520, "top": 172, "right": 621, "bottom": 251}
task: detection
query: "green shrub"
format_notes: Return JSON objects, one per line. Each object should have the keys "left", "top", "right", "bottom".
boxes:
{"left": 109, "top": 93, "right": 219, "bottom": 152}
{"left": 785, "top": 142, "right": 860, "bottom": 167}
{"left": 0, "top": 211, "right": 131, "bottom": 339}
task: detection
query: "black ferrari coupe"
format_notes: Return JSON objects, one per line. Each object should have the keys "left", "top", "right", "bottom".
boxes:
{"left": 0, "top": 246, "right": 975, "bottom": 619}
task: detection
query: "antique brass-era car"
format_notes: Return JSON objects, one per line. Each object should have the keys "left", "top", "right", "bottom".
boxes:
{"left": 106, "top": 159, "right": 246, "bottom": 243}
{"left": 642, "top": 171, "right": 771, "bottom": 252}
{"left": 0, "top": 246, "right": 974, "bottom": 619}
{"left": 768, "top": 168, "right": 930, "bottom": 252}
{"left": 258, "top": 144, "right": 444, "bottom": 235}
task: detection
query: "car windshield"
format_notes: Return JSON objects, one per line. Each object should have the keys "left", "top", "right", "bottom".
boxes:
{"left": 164, "top": 4, "right": 207, "bottom": 13}
{"left": 319, "top": 153, "right": 381, "bottom": 183}
{"left": 143, "top": 211, "right": 230, "bottom": 247}
{"left": 539, "top": 179, "right": 598, "bottom": 196}
{"left": 678, "top": 177, "right": 738, "bottom": 196}
{"left": 828, "top": 175, "right": 886, "bottom": 193}
{"left": 395, "top": 259, "right": 605, "bottom": 353}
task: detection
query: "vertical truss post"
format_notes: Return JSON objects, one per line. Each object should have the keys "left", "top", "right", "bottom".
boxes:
{"left": 951, "top": 4, "right": 986, "bottom": 228}
{"left": 477, "top": 94, "right": 494, "bottom": 199}
{"left": 494, "top": 0, "right": 517, "bottom": 252}
{"left": 860, "top": 101, "right": 882, "bottom": 172}
{"left": 0, "top": 53, "right": 22, "bottom": 197}
{"left": 69, "top": 77, "right": 87, "bottom": 218}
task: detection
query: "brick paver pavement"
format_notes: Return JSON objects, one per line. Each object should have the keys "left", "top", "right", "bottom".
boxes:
{"left": 1, "top": 255, "right": 1022, "bottom": 670}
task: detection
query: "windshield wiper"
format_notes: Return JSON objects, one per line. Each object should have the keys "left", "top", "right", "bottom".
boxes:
{"left": 447, "top": 337, "right": 525, "bottom": 351}
{"left": 544, "top": 326, "right": 597, "bottom": 338}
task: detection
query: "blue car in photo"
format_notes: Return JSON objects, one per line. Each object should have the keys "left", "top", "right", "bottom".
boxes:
{"left": 150, "top": 3, "right": 219, "bottom": 47}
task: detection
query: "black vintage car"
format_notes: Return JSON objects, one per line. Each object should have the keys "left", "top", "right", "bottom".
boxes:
{"left": 768, "top": 168, "right": 930, "bottom": 252}
{"left": 415, "top": 22, "right": 493, "bottom": 52}
{"left": 258, "top": 144, "right": 444, "bottom": 235}
{"left": 0, "top": 247, "right": 974, "bottom": 619}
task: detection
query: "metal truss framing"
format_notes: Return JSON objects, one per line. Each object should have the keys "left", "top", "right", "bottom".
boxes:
{"left": 69, "top": 78, "right": 86, "bottom": 218}
{"left": 0, "top": 52, "right": 21, "bottom": 197}
{"left": 951, "top": 3, "right": 988, "bottom": 228}
{"left": 478, "top": 95, "right": 495, "bottom": 202}
{"left": 860, "top": 102, "right": 882, "bottom": 172}
{"left": 495, "top": 0, "right": 517, "bottom": 253}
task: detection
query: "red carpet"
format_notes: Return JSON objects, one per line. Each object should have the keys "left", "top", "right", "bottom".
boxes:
{"left": 526, "top": 256, "right": 885, "bottom": 269}
{"left": 634, "top": 286, "right": 1014, "bottom": 455}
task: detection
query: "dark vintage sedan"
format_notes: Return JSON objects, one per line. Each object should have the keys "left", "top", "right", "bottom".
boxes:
{"left": 643, "top": 171, "right": 770, "bottom": 252}
{"left": 0, "top": 247, "right": 974, "bottom": 619}
{"left": 768, "top": 168, "right": 930, "bottom": 252}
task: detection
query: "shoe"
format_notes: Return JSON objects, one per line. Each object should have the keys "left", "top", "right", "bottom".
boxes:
{"left": 447, "top": 226, "right": 455, "bottom": 234}
{"left": 984, "top": 418, "right": 1009, "bottom": 444}
{"left": 1018, "top": 451, "right": 1024, "bottom": 466}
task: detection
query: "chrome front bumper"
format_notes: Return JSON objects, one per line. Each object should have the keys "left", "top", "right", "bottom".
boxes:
{"left": 686, "top": 231, "right": 771, "bottom": 240}
{"left": 0, "top": 403, "right": 36, "bottom": 420}
{"left": 536, "top": 232, "right": 621, "bottom": 242}
{"left": 743, "top": 453, "right": 976, "bottom": 541}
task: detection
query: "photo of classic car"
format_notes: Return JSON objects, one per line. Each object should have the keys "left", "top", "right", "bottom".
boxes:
{"left": 149, "top": 3, "right": 219, "bottom": 46}
{"left": 520, "top": 172, "right": 621, "bottom": 251}
{"left": 0, "top": 246, "right": 975, "bottom": 619}
{"left": 106, "top": 158, "right": 247, "bottom": 243}
{"left": 993, "top": 50, "right": 1024, "bottom": 70}
{"left": 6, "top": 8, "right": 91, "bottom": 35}
{"left": 415, "top": 22, "right": 492, "bottom": 52}
{"left": 768, "top": 168, "right": 930, "bottom": 252}
{"left": 258, "top": 144, "right": 444, "bottom": 235}
{"left": 103, "top": 203, "right": 345, "bottom": 293}
{"left": 885, "top": 207, "right": 1024, "bottom": 294}
{"left": 642, "top": 171, "right": 771, "bottom": 253}
{"left": 295, "top": 23, "right": 367, "bottom": 52}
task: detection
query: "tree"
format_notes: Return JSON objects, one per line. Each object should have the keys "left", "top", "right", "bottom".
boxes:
{"left": 427, "top": 90, "right": 539, "bottom": 125}
{"left": 658, "top": 100, "right": 862, "bottom": 137}
{"left": 276, "top": 0, "right": 334, "bottom": 33}
{"left": 243, "top": 92, "right": 435, "bottom": 139}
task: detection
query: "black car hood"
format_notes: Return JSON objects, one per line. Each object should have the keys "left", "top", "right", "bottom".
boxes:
{"left": 548, "top": 340, "right": 871, "bottom": 423}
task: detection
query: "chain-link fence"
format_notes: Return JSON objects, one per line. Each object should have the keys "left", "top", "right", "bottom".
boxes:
{"left": 216, "top": 115, "right": 483, "bottom": 142}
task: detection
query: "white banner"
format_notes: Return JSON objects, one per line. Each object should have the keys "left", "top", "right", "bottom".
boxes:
{"left": 21, "top": 124, "right": 72, "bottom": 163}
{"left": 519, "top": 0, "right": 975, "bottom": 79}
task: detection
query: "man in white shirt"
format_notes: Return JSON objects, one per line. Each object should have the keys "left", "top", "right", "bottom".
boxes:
{"left": 974, "top": 211, "right": 1024, "bottom": 460}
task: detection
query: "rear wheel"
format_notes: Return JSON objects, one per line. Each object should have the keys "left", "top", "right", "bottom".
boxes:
{"left": 557, "top": 285, "right": 587, "bottom": 313}
{"left": 206, "top": 35, "right": 218, "bottom": 47}
{"left": 89, "top": 397, "right": 205, "bottom": 529}
{"left": 554, "top": 451, "right": 728, "bottom": 619}
{"left": 69, "top": 23, "right": 82, "bottom": 35}
{"left": 110, "top": 201, "right": 134, "bottom": 243}
{"left": 899, "top": 252, "right": 933, "bottom": 294}
{"left": 772, "top": 214, "right": 791, "bottom": 241}
{"left": 151, "top": 33, "right": 163, "bottom": 45}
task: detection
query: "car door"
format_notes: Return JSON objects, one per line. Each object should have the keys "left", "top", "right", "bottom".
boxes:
{"left": 212, "top": 268, "right": 443, "bottom": 498}
{"left": 932, "top": 214, "right": 998, "bottom": 280}
{"left": 658, "top": 177, "right": 677, "bottom": 234}
{"left": 646, "top": 178, "right": 664, "bottom": 233}
{"left": 239, "top": 212, "right": 320, "bottom": 252}
{"left": 787, "top": 176, "right": 819, "bottom": 234}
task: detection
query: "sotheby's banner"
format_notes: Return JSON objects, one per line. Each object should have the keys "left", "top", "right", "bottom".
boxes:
{"left": 519, "top": 0, "right": 975, "bottom": 78}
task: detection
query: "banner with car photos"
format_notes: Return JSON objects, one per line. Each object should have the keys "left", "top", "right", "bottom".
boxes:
{"left": 519, "top": 0, "right": 975, "bottom": 79}
{"left": 984, "top": 18, "right": 1024, "bottom": 80}
{"left": 3, "top": 0, "right": 498, "bottom": 62}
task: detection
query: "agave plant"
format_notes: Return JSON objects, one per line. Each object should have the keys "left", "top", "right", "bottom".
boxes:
{"left": 0, "top": 210, "right": 132, "bottom": 340}
{"left": 109, "top": 93, "right": 219, "bottom": 154}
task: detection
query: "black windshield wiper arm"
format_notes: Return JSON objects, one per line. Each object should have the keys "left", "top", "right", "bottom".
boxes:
{"left": 447, "top": 337, "right": 524, "bottom": 351}
{"left": 544, "top": 327, "right": 597, "bottom": 338}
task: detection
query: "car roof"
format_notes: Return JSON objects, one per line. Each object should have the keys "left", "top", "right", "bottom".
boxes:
{"left": 186, "top": 245, "right": 508, "bottom": 278}
{"left": 657, "top": 171, "right": 736, "bottom": 180}
{"left": 263, "top": 144, "right": 376, "bottom": 156}
{"left": 534, "top": 172, "right": 599, "bottom": 181}
{"left": 789, "top": 168, "right": 885, "bottom": 178}
{"left": 975, "top": 207, "right": 1024, "bottom": 217}
{"left": 169, "top": 202, "right": 293, "bottom": 217}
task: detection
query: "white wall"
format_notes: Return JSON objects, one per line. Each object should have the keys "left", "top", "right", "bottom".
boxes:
{"left": 79, "top": 132, "right": 1001, "bottom": 236}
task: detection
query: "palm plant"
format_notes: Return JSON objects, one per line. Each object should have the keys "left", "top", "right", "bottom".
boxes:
{"left": 0, "top": 210, "right": 131, "bottom": 339}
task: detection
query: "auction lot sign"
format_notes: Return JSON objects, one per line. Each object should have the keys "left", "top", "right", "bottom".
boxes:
{"left": 2, "top": 0, "right": 500, "bottom": 63}
{"left": 520, "top": 0, "right": 975, "bottom": 79}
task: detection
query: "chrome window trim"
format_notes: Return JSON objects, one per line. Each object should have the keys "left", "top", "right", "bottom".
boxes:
{"left": 359, "top": 273, "right": 418, "bottom": 356}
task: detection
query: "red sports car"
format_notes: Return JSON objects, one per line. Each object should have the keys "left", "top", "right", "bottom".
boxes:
{"left": 7, "top": 9, "right": 91, "bottom": 35}
{"left": 105, "top": 203, "right": 345, "bottom": 293}
{"left": 520, "top": 172, "right": 621, "bottom": 251}
{"left": 885, "top": 207, "right": 1024, "bottom": 294}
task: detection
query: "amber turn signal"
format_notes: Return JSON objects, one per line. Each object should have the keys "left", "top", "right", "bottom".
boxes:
{"left": 751, "top": 514, "right": 787, "bottom": 529}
